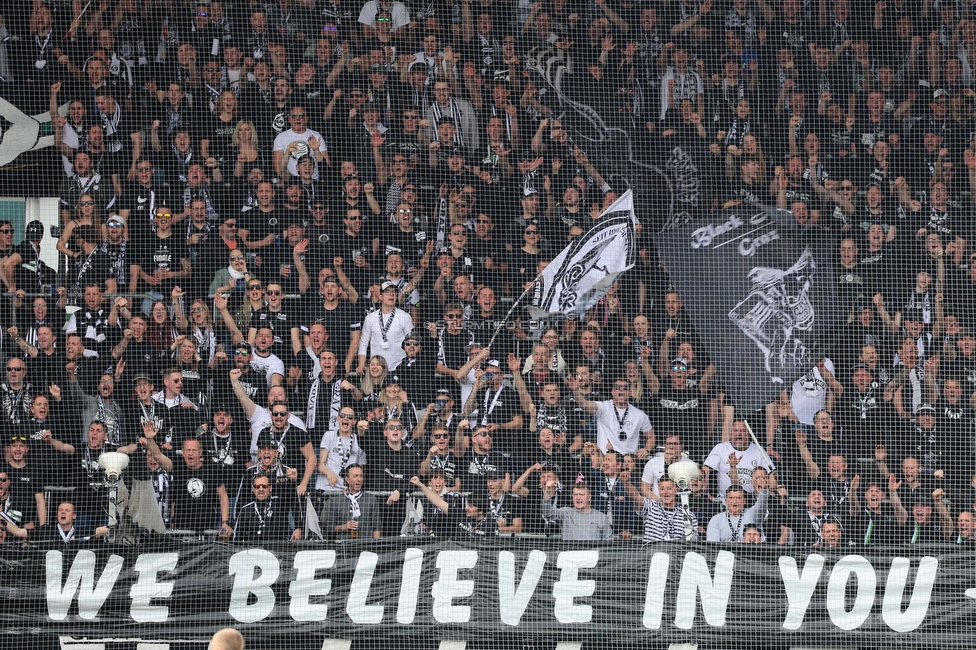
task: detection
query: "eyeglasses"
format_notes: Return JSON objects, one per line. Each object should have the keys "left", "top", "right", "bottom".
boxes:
{"left": 289, "top": 112, "right": 307, "bottom": 118}
{"left": 248, "top": 284, "right": 263, "bottom": 290}
{"left": 815, "top": 416, "right": 833, "bottom": 422}
{"left": 386, "top": 425, "right": 404, "bottom": 431}
{"left": 338, "top": 413, "right": 356, "bottom": 420}
{"left": 78, "top": 200, "right": 95, "bottom": 206}
{"left": 271, "top": 411, "right": 289, "bottom": 417}
{"left": 190, "top": 307, "right": 205, "bottom": 313}
{"left": 234, "top": 350, "right": 251, "bottom": 356}
{"left": 229, "top": 255, "right": 245, "bottom": 261}
{"left": 6, "top": 367, "right": 24, "bottom": 372}
{"left": 267, "top": 290, "right": 282, "bottom": 296}
{"left": 613, "top": 384, "right": 630, "bottom": 390}
{"left": 253, "top": 483, "right": 270, "bottom": 489}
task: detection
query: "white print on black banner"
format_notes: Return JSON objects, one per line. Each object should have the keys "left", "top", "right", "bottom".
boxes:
{"left": 41, "top": 547, "right": 941, "bottom": 634}
{"left": 728, "top": 248, "right": 815, "bottom": 383}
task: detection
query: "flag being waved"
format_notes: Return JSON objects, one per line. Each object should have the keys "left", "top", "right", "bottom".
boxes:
{"left": 527, "top": 190, "right": 639, "bottom": 321}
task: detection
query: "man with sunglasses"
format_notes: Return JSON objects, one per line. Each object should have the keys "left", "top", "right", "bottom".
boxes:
{"left": 231, "top": 369, "right": 317, "bottom": 498}
{"left": 357, "top": 280, "right": 414, "bottom": 373}
{"left": 234, "top": 468, "right": 304, "bottom": 542}
{"left": 3, "top": 435, "right": 45, "bottom": 533}
{"left": 306, "top": 348, "right": 361, "bottom": 441}
{"left": 360, "top": 416, "right": 420, "bottom": 536}
{"left": 273, "top": 103, "right": 329, "bottom": 180}
{"left": 391, "top": 334, "right": 436, "bottom": 403}
{"left": 129, "top": 205, "right": 192, "bottom": 296}
{"left": 316, "top": 406, "right": 366, "bottom": 494}
{"left": 568, "top": 374, "right": 654, "bottom": 460}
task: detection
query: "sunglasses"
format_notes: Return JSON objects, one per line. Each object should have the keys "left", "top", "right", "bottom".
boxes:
{"left": 224, "top": 221, "right": 237, "bottom": 227}
{"left": 78, "top": 200, "right": 95, "bottom": 206}
{"left": 398, "top": 208, "right": 412, "bottom": 214}
{"left": 271, "top": 411, "right": 289, "bottom": 417}
{"left": 229, "top": 255, "right": 245, "bottom": 261}
{"left": 346, "top": 215, "right": 362, "bottom": 221}
{"left": 613, "top": 384, "right": 630, "bottom": 390}
{"left": 190, "top": 307, "right": 205, "bottom": 313}
{"left": 137, "top": 166, "right": 153, "bottom": 171}
{"left": 156, "top": 213, "right": 172, "bottom": 219}
{"left": 404, "top": 341, "right": 420, "bottom": 346}
{"left": 431, "top": 433, "right": 450, "bottom": 439}
{"left": 445, "top": 314, "right": 462, "bottom": 320}
{"left": 249, "top": 284, "right": 263, "bottom": 290}
{"left": 253, "top": 483, "right": 271, "bottom": 489}
{"left": 267, "top": 290, "right": 282, "bottom": 296}
{"left": 671, "top": 364, "right": 689, "bottom": 372}
{"left": 338, "top": 413, "right": 357, "bottom": 420}
{"left": 386, "top": 425, "right": 405, "bottom": 431}
{"left": 452, "top": 231, "right": 467, "bottom": 236}
{"left": 0, "top": 477, "right": 9, "bottom": 482}
{"left": 6, "top": 367, "right": 24, "bottom": 372}
{"left": 108, "top": 222, "right": 124, "bottom": 228}
{"left": 234, "top": 349, "right": 251, "bottom": 356}
{"left": 376, "top": 16, "right": 392, "bottom": 22}
{"left": 0, "top": 229, "right": 11, "bottom": 234}
{"left": 196, "top": 11, "right": 208, "bottom": 17}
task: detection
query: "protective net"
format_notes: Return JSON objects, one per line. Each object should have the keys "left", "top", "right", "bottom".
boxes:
{"left": 0, "top": 0, "right": 971, "bottom": 648}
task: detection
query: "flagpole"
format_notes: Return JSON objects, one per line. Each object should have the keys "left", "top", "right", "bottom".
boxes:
{"left": 484, "top": 276, "right": 541, "bottom": 352}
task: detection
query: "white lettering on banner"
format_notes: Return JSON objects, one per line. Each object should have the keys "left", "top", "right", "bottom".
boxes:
{"left": 432, "top": 550, "right": 478, "bottom": 623}
{"left": 228, "top": 549, "right": 279, "bottom": 624}
{"left": 642, "top": 552, "right": 671, "bottom": 629}
{"left": 46, "top": 550, "right": 125, "bottom": 621}
{"left": 347, "top": 552, "right": 383, "bottom": 624}
{"left": 690, "top": 216, "right": 743, "bottom": 249}
{"left": 738, "top": 230, "right": 780, "bottom": 257}
{"left": 674, "top": 551, "right": 734, "bottom": 630}
{"left": 882, "top": 557, "right": 938, "bottom": 632}
{"left": 397, "top": 548, "right": 425, "bottom": 624}
{"left": 37, "top": 547, "right": 944, "bottom": 634}
{"left": 129, "top": 553, "right": 179, "bottom": 623}
{"left": 553, "top": 551, "right": 599, "bottom": 624}
{"left": 666, "top": 147, "right": 700, "bottom": 210}
{"left": 289, "top": 550, "right": 336, "bottom": 622}
{"left": 826, "top": 556, "right": 876, "bottom": 630}
{"left": 499, "top": 550, "right": 548, "bottom": 625}
{"left": 779, "top": 554, "right": 825, "bottom": 630}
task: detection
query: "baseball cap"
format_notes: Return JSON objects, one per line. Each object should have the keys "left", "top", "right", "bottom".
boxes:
{"left": 914, "top": 403, "right": 936, "bottom": 416}
{"left": 107, "top": 215, "right": 125, "bottom": 226}
{"left": 256, "top": 432, "right": 279, "bottom": 449}
{"left": 380, "top": 280, "right": 397, "bottom": 293}
{"left": 26, "top": 221, "right": 44, "bottom": 239}
{"left": 486, "top": 359, "right": 501, "bottom": 368}
{"left": 133, "top": 373, "right": 153, "bottom": 384}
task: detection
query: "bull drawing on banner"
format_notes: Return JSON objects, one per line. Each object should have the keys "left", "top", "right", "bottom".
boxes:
{"left": 728, "top": 248, "right": 816, "bottom": 383}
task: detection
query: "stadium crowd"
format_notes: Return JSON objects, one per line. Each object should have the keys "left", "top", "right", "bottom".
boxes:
{"left": 0, "top": 0, "right": 975, "bottom": 548}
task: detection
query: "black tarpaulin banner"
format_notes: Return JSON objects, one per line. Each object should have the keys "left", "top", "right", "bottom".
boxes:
{"left": 2, "top": 539, "right": 975, "bottom": 648}
{"left": 654, "top": 208, "right": 845, "bottom": 412}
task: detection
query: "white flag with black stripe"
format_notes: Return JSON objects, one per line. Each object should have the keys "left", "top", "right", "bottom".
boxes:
{"left": 527, "top": 190, "right": 638, "bottom": 320}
